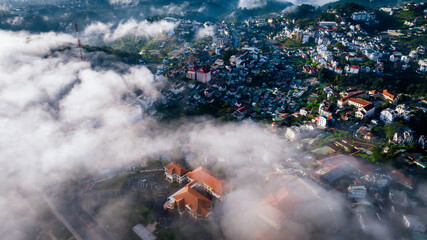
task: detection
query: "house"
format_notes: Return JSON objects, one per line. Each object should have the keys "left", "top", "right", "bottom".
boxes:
{"left": 347, "top": 65, "right": 360, "bottom": 74}
{"left": 132, "top": 224, "right": 156, "bottom": 240}
{"left": 257, "top": 187, "right": 303, "bottom": 230}
{"left": 319, "top": 100, "right": 333, "bottom": 117}
{"left": 403, "top": 215, "right": 426, "bottom": 233}
{"left": 164, "top": 162, "right": 188, "bottom": 184}
{"left": 186, "top": 167, "right": 227, "bottom": 199}
{"left": 419, "top": 135, "right": 427, "bottom": 149}
{"left": 127, "top": 104, "right": 143, "bottom": 125}
{"left": 164, "top": 166, "right": 227, "bottom": 220}
{"left": 347, "top": 185, "right": 367, "bottom": 199}
{"left": 165, "top": 185, "right": 213, "bottom": 220}
{"left": 352, "top": 12, "right": 373, "bottom": 22}
{"left": 355, "top": 104, "right": 375, "bottom": 119}
{"left": 347, "top": 98, "right": 372, "bottom": 109}
{"left": 369, "top": 89, "right": 397, "bottom": 104}
{"left": 319, "top": 21, "right": 337, "bottom": 28}
{"left": 300, "top": 108, "right": 308, "bottom": 116}
{"left": 285, "top": 126, "right": 301, "bottom": 142}
{"left": 392, "top": 126, "right": 414, "bottom": 145}
{"left": 391, "top": 170, "right": 414, "bottom": 190}
{"left": 334, "top": 67, "right": 343, "bottom": 75}
{"left": 382, "top": 90, "right": 397, "bottom": 103}
{"left": 357, "top": 126, "right": 374, "bottom": 140}
{"left": 380, "top": 108, "right": 396, "bottom": 124}
{"left": 346, "top": 56, "right": 363, "bottom": 62}
{"left": 187, "top": 66, "right": 201, "bottom": 80}
{"left": 395, "top": 104, "right": 411, "bottom": 121}
{"left": 197, "top": 67, "right": 211, "bottom": 83}
{"left": 318, "top": 116, "right": 328, "bottom": 128}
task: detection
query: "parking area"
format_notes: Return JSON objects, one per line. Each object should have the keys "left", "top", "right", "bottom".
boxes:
{"left": 124, "top": 172, "right": 171, "bottom": 195}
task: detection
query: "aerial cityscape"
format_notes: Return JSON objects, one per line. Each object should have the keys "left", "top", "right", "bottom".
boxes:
{"left": 0, "top": 0, "right": 426, "bottom": 240}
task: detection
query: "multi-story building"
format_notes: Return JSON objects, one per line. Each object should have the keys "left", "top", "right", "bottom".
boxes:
{"left": 164, "top": 166, "right": 226, "bottom": 220}
{"left": 380, "top": 108, "right": 396, "bottom": 124}
{"left": 285, "top": 126, "right": 301, "bottom": 142}
{"left": 403, "top": 215, "right": 426, "bottom": 233}
{"left": 355, "top": 104, "right": 375, "bottom": 119}
{"left": 164, "top": 162, "right": 188, "bottom": 184}
{"left": 187, "top": 66, "right": 200, "bottom": 80}
{"left": 196, "top": 67, "right": 211, "bottom": 83}
{"left": 392, "top": 126, "right": 414, "bottom": 145}
{"left": 347, "top": 185, "right": 367, "bottom": 199}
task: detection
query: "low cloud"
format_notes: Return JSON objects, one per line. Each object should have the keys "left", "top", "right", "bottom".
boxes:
{"left": 82, "top": 19, "right": 177, "bottom": 43}
{"left": 238, "top": 0, "right": 267, "bottom": 9}
{"left": 196, "top": 25, "right": 215, "bottom": 39}
{"left": 149, "top": 2, "right": 189, "bottom": 16}
{"left": 0, "top": 29, "right": 173, "bottom": 239}
{"left": 108, "top": 0, "right": 137, "bottom": 5}
{"left": 238, "top": 0, "right": 336, "bottom": 9}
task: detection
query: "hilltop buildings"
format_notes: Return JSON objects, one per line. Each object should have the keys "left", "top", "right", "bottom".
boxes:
{"left": 164, "top": 164, "right": 227, "bottom": 220}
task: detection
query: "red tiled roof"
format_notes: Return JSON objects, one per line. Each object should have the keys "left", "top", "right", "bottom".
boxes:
{"left": 259, "top": 187, "right": 303, "bottom": 227}
{"left": 391, "top": 170, "right": 414, "bottom": 187}
{"left": 186, "top": 167, "right": 226, "bottom": 195}
{"left": 197, "top": 67, "right": 210, "bottom": 73}
{"left": 348, "top": 97, "right": 372, "bottom": 107}
{"left": 382, "top": 90, "right": 396, "bottom": 100}
{"left": 369, "top": 89, "right": 396, "bottom": 100}
{"left": 188, "top": 66, "right": 201, "bottom": 72}
{"left": 173, "top": 186, "right": 213, "bottom": 217}
{"left": 165, "top": 162, "right": 188, "bottom": 176}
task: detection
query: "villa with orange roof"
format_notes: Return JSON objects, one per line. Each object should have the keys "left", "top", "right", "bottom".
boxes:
{"left": 164, "top": 165, "right": 227, "bottom": 220}
{"left": 257, "top": 187, "right": 303, "bottom": 230}
{"left": 164, "top": 162, "right": 188, "bottom": 184}
{"left": 369, "top": 89, "right": 397, "bottom": 104}
{"left": 164, "top": 185, "right": 213, "bottom": 220}
{"left": 185, "top": 166, "right": 227, "bottom": 199}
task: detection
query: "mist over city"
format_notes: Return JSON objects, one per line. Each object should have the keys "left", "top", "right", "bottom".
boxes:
{"left": 0, "top": 0, "right": 426, "bottom": 240}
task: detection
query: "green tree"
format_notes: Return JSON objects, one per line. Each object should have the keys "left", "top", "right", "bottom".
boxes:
{"left": 384, "top": 122, "right": 404, "bottom": 139}
{"left": 371, "top": 146, "right": 385, "bottom": 163}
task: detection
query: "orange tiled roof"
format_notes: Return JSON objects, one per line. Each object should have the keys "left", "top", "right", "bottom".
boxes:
{"left": 165, "top": 162, "right": 188, "bottom": 176}
{"left": 382, "top": 90, "right": 396, "bottom": 100}
{"left": 369, "top": 89, "right": 396, "bottom": 100}
{"left": 259, "top": 188, "right": 303, "bottom": 227}
{"left": 348, "top": 97, "right": 372, "bottom": 107}
{"left": 369, "top": 90, "right": 381, "bottom": 95}
{"left": 186, "top": 167, "right": 226, "bottom": 195}
{"left": 173, "top": 186, "right": 213, "bottom": 217}
{"left": 391, "top": 170, "right": 414, "bottom": 187}
{"left": 250, "top": 230, "right": 276, "bottom": 240}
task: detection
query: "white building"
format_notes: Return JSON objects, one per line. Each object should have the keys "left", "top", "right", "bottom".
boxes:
{"left": 348, "top": 185, "right": 367, "bottom": 199}
{"left": 352, "top": 12, "right": 373, "bottom": 22}
{"left": 318, "top": 116, "right": 328, "bottom": 128}
{"left": 285, "top": 126, "right": 301, "bottom": 142}
{"left": 419, "top": 135, "right": 427, "bottom": 149}
{"left": 393, "top": 127, "right": 414, "bottom": 145}
{"left": 319, "top": 21, "right": 337, "bottom": 28}
{"left": 395, "top": 104, "right": 411, "bottom": 121}
{"left": 403, "top": 215, "right": 426, "bottom": 233}
{"left": 127, "top": 104, "right": 143, "bottom": 125}
{"left": 380, "top": 108, "right": 396, "bottom": 124}
{"left": 196, "top": 68, "right": 211, "bottom": 83}
{"left": 355, "top": 104, "right": 375, "bottom": 119}
{"left": 346, "top": 65, "right": 360, "bottom": 74}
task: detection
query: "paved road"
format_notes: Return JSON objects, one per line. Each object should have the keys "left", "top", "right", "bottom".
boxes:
{"left": 43, "top": 186, "right": 115, "bottom": 240}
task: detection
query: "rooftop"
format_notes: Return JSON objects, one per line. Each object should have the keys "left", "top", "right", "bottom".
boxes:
{"left": 186, "top": 166, "right": 227, "bottom": 195}
{"left": 165, "top": 162, "right": 188, "bottom": 176}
